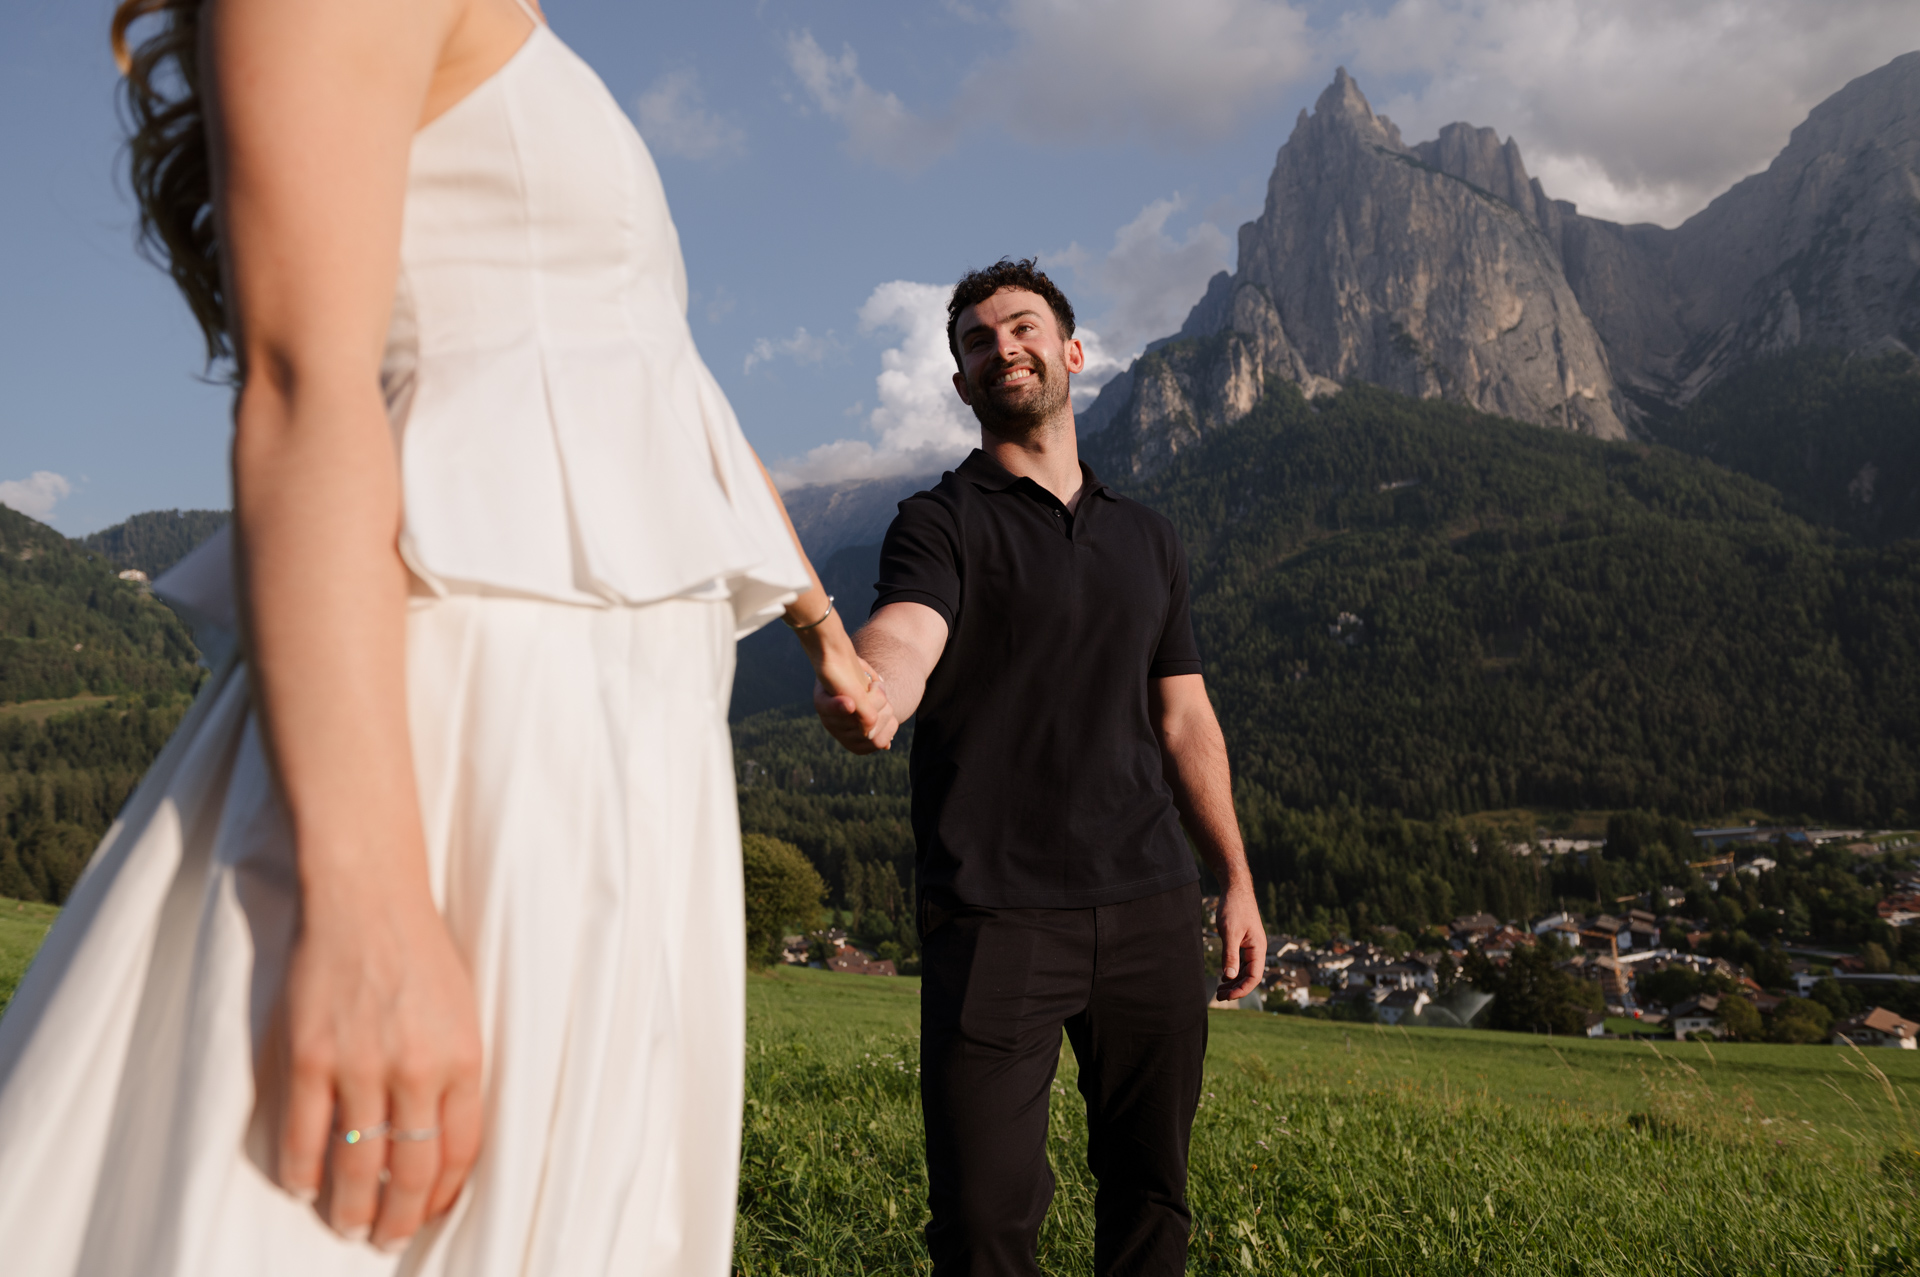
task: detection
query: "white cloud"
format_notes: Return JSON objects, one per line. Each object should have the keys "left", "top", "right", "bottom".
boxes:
{"left": 743, "top": 326, "right": 837, "bottom": 374}
{"left": 1048, "top": 196, "right": 1234, "bottom": 366}
{"left": 635, "top": 69, "right": 746, "bottom": 161}
{"left": 788, "top": 1, "right": 1920, "bottom": 225}
{"left": 784, "top": 32, "right": 957, "bottom": 171}
{"left": 773, "top": 282, "right": 974, "bottom": 485}
{"left": 967, "top": 0, "right": 1315, "bottom": 143}
{"left": 0, "top": 471, "right": 72, "bottom": 523}
{"left": 771, "top": 280, "right": 1130, "bottom": 487}
{"left": 785, "top": 3, "right": 1309, "bottom": 169}
{"left": 1336, "top": 0, "right": 1920, "bottom": 226}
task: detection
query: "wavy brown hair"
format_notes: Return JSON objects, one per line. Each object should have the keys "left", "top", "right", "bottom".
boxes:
{"left": 112, "top": 0, "right": 227, "bottom": 365}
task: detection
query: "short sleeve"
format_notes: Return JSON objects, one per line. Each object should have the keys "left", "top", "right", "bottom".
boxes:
{"left": 872, "top": 494, "right": 962, "bottom": 628}
{"left": 1148, "top": 534, "right": 1203, "bottom": 678}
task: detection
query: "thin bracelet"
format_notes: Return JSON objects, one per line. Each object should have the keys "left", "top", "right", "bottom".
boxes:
{"left": 785, "top": 595, "right": 834, "bottom": 631}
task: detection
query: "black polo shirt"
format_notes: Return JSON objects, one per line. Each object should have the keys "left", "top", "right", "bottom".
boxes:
{"left": 872, "top": 449, "right": 1204, "bottom": 909}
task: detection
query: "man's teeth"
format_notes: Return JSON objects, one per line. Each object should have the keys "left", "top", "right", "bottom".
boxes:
{"left": 998, "top": 368, "right": 1034, "bottom": 384}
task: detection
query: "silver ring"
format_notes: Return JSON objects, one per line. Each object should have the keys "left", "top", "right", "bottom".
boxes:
{"left": 391, "top": 1126, "right": 442, "bottom": 1143}
{"left": 336, "top": 1121, "right": 390, "bottom": 1146}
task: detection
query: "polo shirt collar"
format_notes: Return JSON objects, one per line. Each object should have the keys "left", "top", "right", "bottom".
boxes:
{"left": 957, "top": 448, "right": 1120, "bottom": 502}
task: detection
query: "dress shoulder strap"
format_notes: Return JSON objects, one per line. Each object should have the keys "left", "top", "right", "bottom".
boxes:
{"left": 509, "top": 0, "right": 544, "bottom": 26}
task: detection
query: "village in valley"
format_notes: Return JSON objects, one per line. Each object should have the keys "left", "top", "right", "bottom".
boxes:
{"left": 783, "top": 823, "right": 1920, "bottom": 1050}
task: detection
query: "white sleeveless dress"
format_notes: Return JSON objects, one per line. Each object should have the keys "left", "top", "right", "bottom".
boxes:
{"left": 0, "top": 16, "right": 808, "bottom": 1277}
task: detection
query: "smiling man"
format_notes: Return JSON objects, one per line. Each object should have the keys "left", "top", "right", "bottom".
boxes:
{"left": 817, "top": 258, "right": 1264, "bottom": 1276}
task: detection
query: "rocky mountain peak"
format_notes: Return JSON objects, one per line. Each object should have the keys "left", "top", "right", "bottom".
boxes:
{"left": 1412, "top": 124, "right": 1539, "bottom": 218}
{"left": 1081, "top": 53, "right": 1920, "bottom": 480}
{"left": 1313, "top": 67, "right": 1394, "bottom": 137}
{"left": 1084, "top": 67, "right": 1628, "bottom": 478}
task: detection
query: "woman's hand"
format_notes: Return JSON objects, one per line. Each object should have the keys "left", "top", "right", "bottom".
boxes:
{"left": 277, "top": 879, "right": 483, "bottom": 1250}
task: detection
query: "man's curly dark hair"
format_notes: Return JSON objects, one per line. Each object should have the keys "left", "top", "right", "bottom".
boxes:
{"left": 945, "top": 258, "right": 1077, "bottom": 368}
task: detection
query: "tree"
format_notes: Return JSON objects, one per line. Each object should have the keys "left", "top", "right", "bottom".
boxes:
{"left": 1717, "top": 994, "right": 1762, "bottom": 1041}
{"left": 740, "top": 834, "right": 827, "bottom": 968}
{"left": 1767, "top": 997, "right": 1833, "bottom": 1044}
{"left": 1467, "top": 943, "right": 1602, "bottom": 1036}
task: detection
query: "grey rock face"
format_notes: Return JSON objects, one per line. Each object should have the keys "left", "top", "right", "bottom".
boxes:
{"left": 1663, "top": 51, "right": 1920, "bottom": 391}
{"left": 1084, "top": 68, "right": 1629, "bottom": 474}
{"left": 1082, "top": 54, "right": 1920, "bottom": 475}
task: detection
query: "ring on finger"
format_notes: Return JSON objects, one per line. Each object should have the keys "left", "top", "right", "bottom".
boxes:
{"left": 336, "top": 1121, "right": 390, "bottom": 1146}
{"left": 391, "top": 1126, "right": 442, "bottom": 1142}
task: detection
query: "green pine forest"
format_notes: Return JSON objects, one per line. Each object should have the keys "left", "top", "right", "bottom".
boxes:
{"left": 5, "top": 351, "right": 1919, "bottom": 972}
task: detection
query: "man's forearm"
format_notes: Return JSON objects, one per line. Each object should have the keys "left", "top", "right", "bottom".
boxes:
{"left": 1167, "top": 731, "right": 1252, "bottom": 891}
{"left": 853, "top": 626, "right": 928, "bottom": 721}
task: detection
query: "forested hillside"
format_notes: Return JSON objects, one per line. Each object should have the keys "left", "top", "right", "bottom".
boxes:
{"left": 729, "top": 365, "right": 1920, "bottom": 943}
{"left": 1657, "top": 349, "right": 1920, "bottom": 544}
{"left": 1, "top": 695, "right": 192, "bottom": 902}
{"left": 731, "top": 707, "right": 919, "bottom": 960}
{"left": 0, "top": 505, "right": 210, "bottom": 902}
{"left": 1122, "top": 377, "right": 1920, "bottom": 824}
{"left": 12, "top": 363, "right": 1920, "bottom": 940}
{"left": 0, "top": 504, "right": 202, "bottom": 705}
{"left": 79, "top": 509, "right": 230, "bottom": 579}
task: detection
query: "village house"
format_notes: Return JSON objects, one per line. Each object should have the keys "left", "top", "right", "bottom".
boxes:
{"left": 1386, "top": 957, "right": 1438, "bottom": 991}
{"left": 1670, "top": 994, "right": 1722, "bottom": 1041}
{"left": 1833, "top": 1007, "right": 1919, "bottom": 1049}
{"left": 1263, "top": 964, "right": 1312, "bottom": 1007}
{"left": 825, "top": 946, "right": 898, "bottom": 977}
{"left": 1314, "top": 952, "right": 1356, "bottom": 983}
{"left": 1375, "top": 989, "right": 1431, "bottom": 1025}
{"left": 1622, "top": 910, "right": 1661, "bottom": 952}
{"left": 1877, "top": 894, "right": 1920, "bottom": 927}
{"left": 1532, "top": 911, "right": 1579, "bottom": 936}
{"left": 1450, "top": 913, "right": 1502, "bottom": 942}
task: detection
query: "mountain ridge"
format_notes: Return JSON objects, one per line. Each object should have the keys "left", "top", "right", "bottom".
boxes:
{"left": 1083, "top": 52, "right": 1920, "bottom": 479}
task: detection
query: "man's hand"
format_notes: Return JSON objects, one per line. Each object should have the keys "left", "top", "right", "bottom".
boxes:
{"left": 815, "top": 602, "right": 947, "bottom": 756}
{"left": 1215, "top": 881, "right": 1266, "bottom": 1002}
{"left": 814, "top": 660, "right": 899, "bottom": 754}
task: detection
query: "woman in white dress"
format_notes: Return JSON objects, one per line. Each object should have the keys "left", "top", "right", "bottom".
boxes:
{"left": 0, "top": 0, "right": 889, "bottom": 1273}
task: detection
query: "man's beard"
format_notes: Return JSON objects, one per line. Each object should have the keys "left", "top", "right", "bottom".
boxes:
{"left": 966, "top": 353, "right": 1071, "bottom": 439}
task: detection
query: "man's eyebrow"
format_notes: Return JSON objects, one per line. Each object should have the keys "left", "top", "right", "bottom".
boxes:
{"left": 959, "top": 309, "right": 1043, "bottom": 343}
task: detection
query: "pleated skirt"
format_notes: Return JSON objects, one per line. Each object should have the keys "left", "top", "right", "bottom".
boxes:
{"left": 0, "top": 592, "right": 747, "bottom": 1276}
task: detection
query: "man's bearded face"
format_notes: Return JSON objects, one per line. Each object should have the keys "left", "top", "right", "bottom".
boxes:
{"left": 954, "top": 291, "right": 1076, "bottom": 438}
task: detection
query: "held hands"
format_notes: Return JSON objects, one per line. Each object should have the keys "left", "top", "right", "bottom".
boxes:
{"left": 813, "top": 646, "right": 899, "bottom": 754}
{"left": 1214, "top": 881, "right": 1266, "bottom": 1003}
{"left": 273, "top": 880, "right": 483, "bottom": 1252}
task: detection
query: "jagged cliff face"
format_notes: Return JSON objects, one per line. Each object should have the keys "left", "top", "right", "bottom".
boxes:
{"left": 1662, "top": 51, "right": 1920, "bottom": 391}
{"left": 1238, "top": 73, "right": 1629, "bottom": 439}
{"left": 1084, "top": 54, "right": 1920, "bottom": 479}
{"left": 1086, "top": 69, "right": 1629, "bottom": 478}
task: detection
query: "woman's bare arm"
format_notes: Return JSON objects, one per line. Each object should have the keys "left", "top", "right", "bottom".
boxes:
{"left": 751, "top": 458, "right": 893, "bottom": 740}
{"left": 211, "top": 0, "right": 529, "bottom": 1250}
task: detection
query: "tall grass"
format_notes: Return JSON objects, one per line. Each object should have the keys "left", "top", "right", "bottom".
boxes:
{"left": 736, "top": 973, "right": 1920, "bottom": 1275}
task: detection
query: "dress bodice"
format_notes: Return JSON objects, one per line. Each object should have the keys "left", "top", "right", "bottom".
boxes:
{"left": 381, "top": 22, "right": 807, "bottom": 630}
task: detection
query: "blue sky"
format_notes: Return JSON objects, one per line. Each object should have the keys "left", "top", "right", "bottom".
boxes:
{"left": 6, "top": 0, "right": 1917, "bottom": 534}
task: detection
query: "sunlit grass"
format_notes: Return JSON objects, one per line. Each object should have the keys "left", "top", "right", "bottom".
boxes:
{"left": 0, "top": 896, "right": 59, "bottom": 1012}
{"left": 737, "top": 967, "right": 1920, "bottom": 1275}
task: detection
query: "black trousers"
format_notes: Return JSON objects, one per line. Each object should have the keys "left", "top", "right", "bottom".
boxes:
{"left": 918, "top": 880, "right": 1208, "bottom": 1277}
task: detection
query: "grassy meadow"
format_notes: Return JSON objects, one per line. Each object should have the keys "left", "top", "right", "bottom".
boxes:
{"left": 0, "top": 896, "right": 59, "bottom": 1010}
{"left": 6, "top": 917, "right": 1916, "bottom": 1271}
{"left": 739, "top": 966, "right": 1920, "bottom": 1276}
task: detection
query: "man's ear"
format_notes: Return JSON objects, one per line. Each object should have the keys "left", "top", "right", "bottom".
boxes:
{"left": 1064, "top": 336, "right": 1086, "bottom": 375}
{"left": 952, "top": 369, "right": 972, "bottom": 406}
